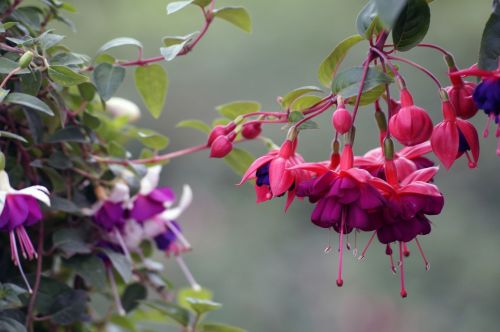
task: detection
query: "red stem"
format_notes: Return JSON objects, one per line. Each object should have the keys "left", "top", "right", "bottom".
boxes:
{"left": 388, "top": 55, "right": 442, "bottom": 89}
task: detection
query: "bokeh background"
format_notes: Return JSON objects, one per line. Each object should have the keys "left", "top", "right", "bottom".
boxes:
{"left": 58, "top": 1, "right": 499, "bottom": 331}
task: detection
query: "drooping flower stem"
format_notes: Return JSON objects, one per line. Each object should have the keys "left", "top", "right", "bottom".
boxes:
{"left": 350, "top": 52, "right": 374, "bottom": 124}
{"left": 26, "top": 222, "right": 44, "bottom": 332}
{"left": 176, "top": 256, "right": 202, "bottom": 291}
{"left": 389, "top": 55, "right": 443, "bottom": 89}
{"left": 399, "top": 242, "right": 407, "bottom": 298}
{"left": 416, "top": 43, "right": 455, "bottom": 61}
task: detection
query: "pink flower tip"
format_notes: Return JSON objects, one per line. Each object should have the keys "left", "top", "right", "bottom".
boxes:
{"left": 241, "top": 123, "right": 262, "bottom": 139}
{"left": 332, "top": 107, "right": 353, "bottom": 134}
{"left": 336, "top": 279, "right": 344, "bottom": 287}
{"left": 209, "top": 135, "right": 233, "bottom": 158}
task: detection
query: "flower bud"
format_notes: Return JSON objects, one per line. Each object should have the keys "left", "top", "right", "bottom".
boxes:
{"left": 0, "top": 151, "right": 5, "bottom": 171}
{"left": 332, "top": 107, "right": 353, "bottom": 134}
{"left": 106, "top": 97, "right": 141, "bottom": 122}
{"left": 445, "top": 82, "right": 478, "bottom": 119}
{"left": 210, "top": 134, "right": 234, "bottom": 158}
{"left": 241, "top": 123, "right": 262, "bottom": 139}
{"left": 18, "top": 51, "right": 34, "bottom": 69}
{"left": 389, "top": 88, "right": 433, "bottom": 146}
{"left": 207, "top": 123, "right": 236, "bottom": 146}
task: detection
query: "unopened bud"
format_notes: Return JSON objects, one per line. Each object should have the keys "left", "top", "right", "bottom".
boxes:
{"left": 375, "top": 110, "right": 387, "bottom": 131}
{"left": 106, "top": 97, "right": 141, "bottom": 122}
{"left": 18, "top": 51, "right": 34, "bottom": 69}
{"left": 332, "top": 107, "right": 353, "bottom": 134}
{"left": 241, "top": 123, "right": 262, "bottom": 139}
{"left": 210, "top": 134, "right": 234, "bottom": 158}
{"left": 384, "top": 137, "right": 395, "bottom": 160}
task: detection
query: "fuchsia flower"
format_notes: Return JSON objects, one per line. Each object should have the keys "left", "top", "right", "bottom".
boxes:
{"left": 240, "top": 139, "right": 310, "bottom": 210}
{"left": 389, "top": 88, "right": 433, "bottom": 146}
{"left": 0, "top": 170, "right": 50, "bottom": 292}
{"left": 332, "top": 106, "right": 353, "bottom": 134}
{"left": 209, "top": 133, "right": 235, "bottom": 158}
{"left": 355, "top": 141, "right": 434, "bottom": 181}
{"left": 446, "top": 67, "right": 478, "bottom": 119}
{"left": 430, "top": 99, "right": 479, "bottom": 169}
{"left": 241, "top": 123, "right": 262, "bottom": 139}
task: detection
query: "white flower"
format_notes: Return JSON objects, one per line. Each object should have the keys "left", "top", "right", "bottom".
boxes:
{"left": 106, "top": 97, "right": 141, "bottom": 122}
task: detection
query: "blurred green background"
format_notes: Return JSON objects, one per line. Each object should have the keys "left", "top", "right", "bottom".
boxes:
{"left": 59, "top": 1, "right": 499, "bottom": 331}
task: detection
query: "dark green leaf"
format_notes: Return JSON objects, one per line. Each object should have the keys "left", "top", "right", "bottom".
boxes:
{"left": 176, "top": 119, "right": 211, "bottom": 133}
{"left": 23, "top": 109, "right": 43, "bottom": 144}
{"left": 0, "top": 317, "right": 26, "bottom": 332}
{"left": 121, "top": 283, "right": 147, "bottom": 313}
{"left": 374, "top": 0, "right": 408, "bottom": 29}
{"left": 216, "top": 101, "right": 260, "bottom": 119}
{"left": 478, "top": 12, "right": 500, "bottom": 70}
{"left": 318, "top": 35, "right": 364, "bottom": 87}
{"left": 134, "top": 64, "right": 168, "bottom": 118}
{"left": 20, "top": 71, "right": 42, "bottom": 95}
{"left": 280, "top": 86, "right": 322, "bottom": 108}
{"left": 214, "top": 7, "right": 252, "bottom": 33}
{"left": 101, "top": 249, "right": 133, "bottom": 283}
{"left": 93, "top": 63, "right": 126, "bottom": 101}
{"left": 288, "top": 111, "right": 304, "bottom": 123}
{"left": 48, "top": 126, "right": 88, "bottom": 143}
{"left": 0, "top": 57, "right": 30, "bottom": 74}
{"left": 78, "top": 82, "right": 97, "bottom": 101}
{"left": 0, "top": 131, "right": 27, "bottom": 143}
{"left": 5, "top": 93, "right": 54, "bottom": 115}
{"left": 49, "top": 289, "right": 87, "bottom": 325}
{"left": 392, "top": 0, "right": 431, "bottom": 51}
{"left": 0, "top": 283, "right": 26, "bottom": 310}
{"left": 186, "top": 298, "right": 222, "bottom": 315}
{"left": 51, "top": 52, "right": 91, "bottom": 66}
{"left": 64, "top": 255, "right": 107, "bottom": 289}
{"left": 50, "top": 196, "right": 79, "bottom": 213}
{"left": 47, "top": 151, "right": 73, "bottom": 170}
{"left": 52, "top": 227, "right": 92, "bottom": 257}
{"left": 200, "top": 323, "right": 247, "bottom": 332}
{"left": 48, "top": 65, "right": 89, "bottom": 87}
{"left": 32, "top": 277, "right": 72, "bottom": 315}
{"left": 0, "top": 89, "right": 7, "bottom": 103}
{"left": 356, "top": 0, "right": 379, "bottom": 38}
{"left": 331, "top": 66, "right": 393, "bottom": 105}
{"left": 141, "top": 300, "right": 190, "bottom": 327}
{"left": 96, "top": 37, "right": 143, "bottom": 55}
{"left": 224, "top": 148, "right": 255, "bottom": 176}
{"left": 38, "top": 32, "right": 65, "bottom": 50}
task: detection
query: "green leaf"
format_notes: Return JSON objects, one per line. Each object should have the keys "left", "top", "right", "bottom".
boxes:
{"left": 122, "top": 283, "right": 147, "bottom": 313}
{"left": 20, "top": 71, "right": 42, "bottom": 95}
{"left": 134, "top": 64, "right": 168, "bottom": 118}
{"left": 356, "top": 0, "right": 379, "bottom": 38}
{"left": 193, "top": 0, "right": 212, "bottom": 7}
{"left": 96, "top": 37, "right": 143, "bottom": 55}
{"left": 478, "top": 11, "right": 500, "bottom": 70}
{"left": 216, "top": 101, "right": 260, "bottom": 119}
{"left": 64, "top": 255, "right": 107, "bottom": 289}
{"left": 166, "top": 1, "right": 194, "bottom": 14}
{"left": 0, "top": 317, "right": 26, "bottom": 332}
{"left": 48, "top": 289, "right": 87, "bottom": 325}
{"left": 134, "top": 129, "right": 169, "bottom": 150}
{"left": 50, "top": 196, "right": 79, "bottom": 213}
{"left": 51, "top": 52, "right": 91, "bottom": 66}
{"left": 0, "top": 89, "right": 8, "bottom": 103}
{"left": 318, "top": 34, "right": 364, "bottom": 87}
{"left": 186, "top": 298, "right": 222, "bottom": 315}
{"left": 280, "top": 86, "right": 322, "bottom": 109}
{"left": 47, "top": 151, "right": 73, "bottom": 170}
{"left": 392, "top": 0, "right": 431, "bottom": 51}
{"left": 48, "top": 126, "right": 88, "bottom": 143}
{"left": 48, "top": 65, "right": 89, "bottom": 87}
{"left": 374, "top": 0, "right": 408, "bottom": 29}
{"left": 78, "top": 82, "right": 97, "bottom": 101}
{"left": 93, "top": 63, "right": 126, "bottom": 101}
{"left": 141, "top": 300, "right": 190, "bottom": 327}
{"left": 0, "top": 57, "right": 30, "bottom": 74}
{"left": 101, "top": 249, "right": 133, "bottom": 283}
{"left": 331, "top": 66, "right": 393, "bottom": 105}
{"left": 223, "top": 148, "right": 255, "bottom": 176}
{"left": 38, "top": 32, "right": 65, "bottom": 50}
{"left": 214, "top": 7, "right": 252, "bottom": 33}
{"left": 176, "top": 119, "right": 211, "bottom": 133}
{"left": 160, "top": 41, "right": 188, "bottom": 61}
{"left": 291, "top": 95, "right": 323, "bottom": 112}
{"left": 288, "top": 111, "right": 304, "bottom": 123}
{"left": 32, "top": 277, "right": 72, "bottom": 315}
{"left": 52, "top": 228, "right": 92, "bottom": 257}
{"left": 178, "top": 288, "right": 213, "bottom": 310}
{"left": 0, "top": 283, "right": 26, "bottom": 311}
{"left": 200, "top": 323, "right": 247, "bottom": 332}
{"left": 0, "top": 131, "right": 27, "bottom": 143}
{"left": 5, "top": 93, "right": 54, "bottom": 116}
{"left": 163, "top": 32, "right": 198, "bottom": 46}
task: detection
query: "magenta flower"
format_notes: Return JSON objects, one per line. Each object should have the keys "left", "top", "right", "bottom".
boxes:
{"left": 0, "top": 171, "right": 50, "bottom": 292}
{"left": 130, "top": 187, "right": 176, "bottom": 223}
{"left": 240, "top": 139, "right": 310, "bottom": 210}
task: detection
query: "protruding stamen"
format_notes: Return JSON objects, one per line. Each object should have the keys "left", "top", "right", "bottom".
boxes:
{"left": 107, "top": 265, "right": 126, "bottom": 316}
{"left": 114, "top": 228, "right": 132, "bottom": 263}
{"left": 336, "top": 210, "right": 346, "bottom": 287}
{"left": 399, "top": 242, "right": 407, "bottom": 298}
{"left": 386, "top": 244, "right": 397, "bottom": 274}
{"left": 346, "top": 233, "right": 351, "bottom": 251}
{"left": 16, "top": 227, "right": 37, "bottom": 260}
{"left": 358, "top": 231, "right": 376, "bottom": 260}
{"left": 324, "top": 227, "right": 333, "bottom": 253}
{"left": 10, "top": 232, "right": 32, "bottom": 293}
{"left": 176, "top": 255, "right": 201, "bottom": 291}
{"left": 165, "top": 219, "right": 192, "bottom": 251}
{"left": 483, "top": 114, "right": 494, "bottom": 137}
{"left": 415, "top": 238, "right": 430, "bottom": 271}
{"left": 464, "top": 151, "right": 477, "bottom": 168}
{"left": 403, "top": 242, "right": 410, "bottom": 257}
{"left": 352, "top": 230, "right": 358, "bottom": 257}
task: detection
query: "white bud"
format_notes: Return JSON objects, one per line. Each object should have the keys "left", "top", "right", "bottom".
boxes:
{"left": 105, "top": 97, "right": 141, "bottom": 122}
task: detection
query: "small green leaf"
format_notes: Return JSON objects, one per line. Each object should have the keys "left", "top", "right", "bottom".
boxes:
{"left": 0, "top": 89, "right": 9, "bottom": 103}
{"left": 214, "top": 7, "right": 252, "bottom": 33}
{"left": 193, "top": 0, "right": 212, "bottom": 7}
{"left": 374, "top": 0, "right": 408, "bottom": 29}
{"left": 177, "top": 288, "right": 213, "bottom": 311}
{"left": 223, "top": 148, "right": 255, "bottom": 176}
{"left": 280, "top": 86, "right": 322, "bottom": 109}
{"left": 38, "top": 33, "right": 65, "bottom": 50}
{"left": 478, "top": 11, "right": 500, "bottom": 70}
{"left": 200, "top": 323, "right": 247, "bottom": 332}
{"left": 101, "top": 249, "right": 133, "bottom": 283}
{"left": 141, "top": 300, "right": 190, "bottom": 327}
{"left": 52, "top": 228, "right": 92, "bottom": 257}
{"left": 392, "top": 0, "right": 431, "bottom": 51}
{"left": 96, "top": 37, "right": 143, "bottom": 55}
{"left": 48, "top": 126, "right": 88, "bottom": 143}
{"left": 48, "top": 289, "right": 87, "bottom": 325}
{"left": 288, "top": 111, "right": 304, "bottom": 123}
{"left": 216, "top": 101, "right": 260, "bottom": 119}
{"left": 93, "top": 63, "right": 126, "bottom": 101}
{"left": 318, "top": 35, "right": 364, "bottom": 87}
{"left": 186, "top": 298, "right": 222, "bottom": 315}
{"left": 291, "top": 95, "right": 323, "bottom": 112}
{"left": 0, "top": 131, "right": 27, "bottom": 143}
{"left": 166, "top": 1, "right": 194, "bottom": 14}
{"left": 356, "top": 0, "right": 379, "bottom": 38}
{"left": 121, "top": 283, "right": 147, "bottom": 313}
{"left": 176, "top": 119, "right": 211, "bottom": 133}
{"left": 163, "top": 32, "right": 198, "bottom": 46}
{"left": 63, "top": 255, "right": 107, "bottom": 289}
{"left": 0, "top": 317, "right": 26, "bottom": 332}
{"left": 78, "top": 82, "right": 97, "bottom": 101}
{"left": 50, "top": 196, "right": 79, "bottom": 213}
{"left": 332, "top": 66, "right": 393, "bottom": 105}
{"left": 160, "top": 42, "right": 188, "bottom": 61}
{"left": 48, "top": 65, "right": 89, "bottom": 87}
{"left": 5, "top": 93, "right": 54, "bottom": 116}
{"left": 134, "top": 129, "right": 169, "bottom": 150}
{"left": 0, "top": 57, "right": 30, "bottom": 75}
{"left": 134, "top": 64, "right": 168, "bottom": 118}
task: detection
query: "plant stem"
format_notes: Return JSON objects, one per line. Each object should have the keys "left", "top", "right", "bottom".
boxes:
{"left": 0, "top": 67, "right": 21, "bottom": 89}
{"left": 0, "top": 0, "right": 22, "bottom": 20}
{"left": 26, "top": 222, "right": 45, "bottom": 331}
{"left": 388, "top": 55, "right": 442, "bottom": 89}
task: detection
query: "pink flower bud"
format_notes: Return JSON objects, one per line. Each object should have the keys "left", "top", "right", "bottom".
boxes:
{"left": 207, "top": 122, "right": 236, "bottom": 146}
{"left": 332, "top": 107, "right": 353, "bottom": 134}
{"left": 209, "top": 135, "right": 233, "bottom": 158}
{"left": 241, "top": 123, "right": 262, "bottom": 139}
{"left": 445, "top": 82, "right": 478, "bottom": 119}
{"left": 389, "top": 88, "right": 433, "bottom": 146}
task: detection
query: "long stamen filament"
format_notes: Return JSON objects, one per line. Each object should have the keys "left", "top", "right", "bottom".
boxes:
{"left": 415, "top": 238, "right": 430, "bottom": 271}
{"left": 176, "top": 255, "right": 201, "bottom": 291}
{"left": 10, "top": 231, "right": 32, "bottom": 293}
{"left": 399, "top": 242, "right": 407, "bottom": 298}
{"left": 358, "top": 231, "right": 377, "bottom": 260}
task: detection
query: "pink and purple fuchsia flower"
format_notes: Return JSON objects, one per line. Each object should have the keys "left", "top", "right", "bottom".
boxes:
{"left": 0, "top": 170, "right": 50, "bottom": 293}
